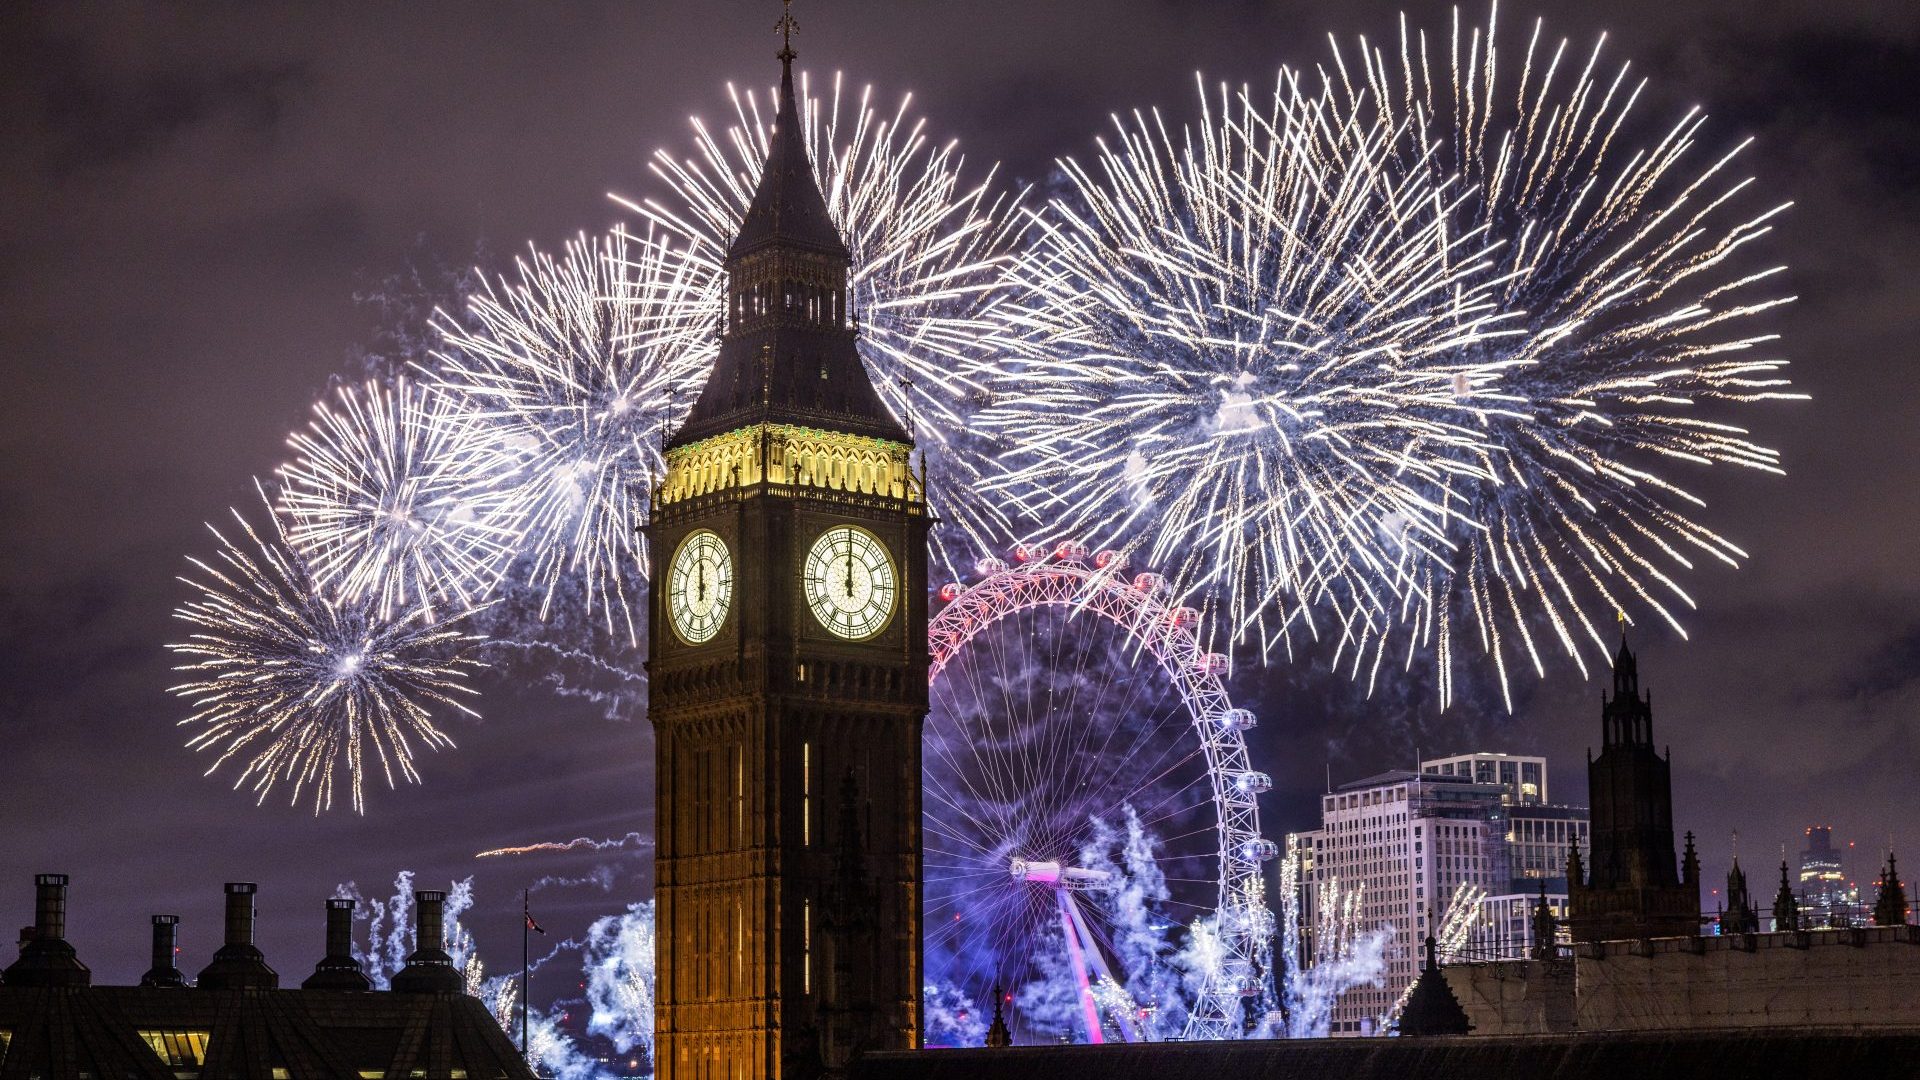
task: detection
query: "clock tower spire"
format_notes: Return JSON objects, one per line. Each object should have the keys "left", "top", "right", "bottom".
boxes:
{"left": 647, "top": 5, "right": 929, "bottom": 1076}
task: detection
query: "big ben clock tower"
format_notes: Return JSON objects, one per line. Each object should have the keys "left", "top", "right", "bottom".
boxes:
{"left": 646, "top": 8, "right": 929, "bottom": 1078}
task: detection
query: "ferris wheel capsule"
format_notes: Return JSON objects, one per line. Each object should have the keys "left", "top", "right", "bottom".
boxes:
{"left": 1012, "top": 543, "right": 1044, "bottom": 563}
{"left": 1231, "top": 770, "right": 1272, "bottom": 795}
{"left": 1053, "top": 541, "right": 1090, "bottom": 562}
{"left": 1192, "top": 652, "right": 1229, "bottom": 677}
{"left": 975, "top": 557, "right": 1009, "bottom": 577}
{"left": 1216, "top": 957, "right": 1259, "bottom": 995}
{"left": 1217, "top": 708, "right": 1256, "bottom": 731}
{"left": 1094, "top": 549, "right": 1127, "bottom": 571}
{"left": 938, "top": 582, "right": 966, "bottom": 602}
{"left": 1131, "top": 572, "right": 1166, "bottom": 598}
{"left": 1233, "top": 904, "right": 1277, "bottom": 939}
{"left": 1168, "top": 607, "right": 1199, "bottom": 631}
{"left": 1238, "top": 838, "right": 1279, "bottom": 863}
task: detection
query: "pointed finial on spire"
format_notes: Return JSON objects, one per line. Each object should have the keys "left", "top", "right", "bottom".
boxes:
{"left": 985, "top": 983, "right": 1013, "bottom": 1048}
{"left": 776, "top": 0, "right": 799, "bottom": 67}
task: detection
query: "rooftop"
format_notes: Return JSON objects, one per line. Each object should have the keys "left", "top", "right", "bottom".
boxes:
{"left": 852, "top": 1027, "right": 1920, "bottom": 1080}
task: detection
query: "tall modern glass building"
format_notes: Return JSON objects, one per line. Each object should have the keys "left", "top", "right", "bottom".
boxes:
{"left": 1795, "top": 826, "right": 1864, "bottom": 929}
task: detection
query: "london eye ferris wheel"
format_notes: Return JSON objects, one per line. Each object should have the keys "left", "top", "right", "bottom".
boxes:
{"left": 923, "top": 544, "right": 1276, "bottom": 1043}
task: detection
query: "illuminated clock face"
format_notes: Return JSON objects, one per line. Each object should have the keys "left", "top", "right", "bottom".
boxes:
{"left": 667, "top": 530, "right": 733, "bottom": 644}
{"left": 803, "top": 525, "right": 897, "bottom": 640}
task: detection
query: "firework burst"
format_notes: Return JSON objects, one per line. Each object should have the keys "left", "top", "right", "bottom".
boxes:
{"left": 1314, "top": 5, "right": 1803, "bottom": 706}
{"left": 627, "top": 70, "right": 1027, "bottom": 575}
{"left": 983, "top": 5, "right": 1801, "bottom": 704}
{"left": 431, "top": 226, "right": 712, "bottom": 645}
{"left": 278, "top": 376, "right": 521, "bottom": 620}
{"left": 169, "top": 486, "right": 483, "bottom": 814}
{"left": 980, "top": 72, "right": 1515, "bottom": 665}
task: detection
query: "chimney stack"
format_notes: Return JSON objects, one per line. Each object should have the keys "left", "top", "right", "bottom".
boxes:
{"left": 390, "top": 890, "right": 463, "bottom": 994}
{"left": 196, "top": 883, "right": 278, "bottom": 990}
{"left": 35, "top": 873, "right": 66, "bottom": 941}
{"left": 303, "top": 898, "right": 372, "bottom": 991}
{"left": 3, "top": 874, "right": 90, "bottom": 987}
{"left": 140, "top": 914, "right": 185, "bottom": 988}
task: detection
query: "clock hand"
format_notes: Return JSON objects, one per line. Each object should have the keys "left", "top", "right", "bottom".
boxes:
{"left": 844, "top": 550, "right": 855, "bottom": 599}
{"left": 698, "top": 562, "right": 707, "bottom": 603}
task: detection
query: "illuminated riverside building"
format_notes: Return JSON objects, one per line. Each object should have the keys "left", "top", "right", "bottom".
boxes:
{"left": 1421, "top": 752, "right": 1548, "bottom": 805}
{"left": 1287, "top": 757, "right": 1588, "bottom": 1034}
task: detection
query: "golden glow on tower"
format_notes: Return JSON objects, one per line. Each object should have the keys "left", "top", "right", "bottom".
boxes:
{"left": 657, "top": 423, "right": 923, "bottom": 508}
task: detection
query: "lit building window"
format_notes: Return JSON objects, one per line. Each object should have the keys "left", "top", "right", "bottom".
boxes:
{"left": 138, "top": 1030, "right": 210, "bottom": 1067}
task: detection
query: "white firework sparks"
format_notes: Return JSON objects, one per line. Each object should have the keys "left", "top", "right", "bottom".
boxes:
{"left": 982, "top": 5, "right": 1801, "bottom": 704}
{"left": 981, "top": 71, "right": 1513, "bottom": 666}
{"left": 278, "top": 376, "right": 521, "bottom": 620}
{"left": 169, "top": 486, "right": 483, "bottom": 815}
{"left": 1380, "top": 880, "right": 1485, "bottom": 1032}
{"left": 627, "top": 70, "right": 1027, "bottom": 575}
{"left": 431, "top": 226, "right": 712, "bottom": 645}
{"left": 1319, "top": 5, "right": 1804, "bottom": 707}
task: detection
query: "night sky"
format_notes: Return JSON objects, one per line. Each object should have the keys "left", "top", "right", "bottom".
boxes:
{"left": 2, "top": 0, "right": 1916, "bottom": 1021}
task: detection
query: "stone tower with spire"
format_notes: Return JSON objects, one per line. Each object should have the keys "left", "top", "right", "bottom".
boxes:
{"left": 1873, "top": 853, "right": 1909, "bottom": 927}
{"left": 646, "top": 3, "right": 930, "bottom": 1076}
{"left": 1722, "top": 856, "right": 1759, "bottom": 935}
{"left": 1772, "top": 860, "right": 1801, "bottom": 932}
{"left": 1565, "top": 636, "right": 1702, "bottom": 941}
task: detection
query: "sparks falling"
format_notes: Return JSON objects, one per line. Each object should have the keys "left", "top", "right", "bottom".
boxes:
{"left": 981, "top": 66, "right": 1516, "bottom": 670}
{"left": 169, "top": 486, "right": 484, "bottom": 815}
{"left": 278, "top": 376, "right": 521, "bottom": 620}
{"left": 1322, "top": 5, "right": 1803, "bottom": 707}
{"left": 628, "top": 70, "right": 1027, "bottom": 576}
{"left": 431, "top": 227, "right": 713, "bottom": 645}
{"left": 980, "top": 4, "right": 1801, "bottom": 704}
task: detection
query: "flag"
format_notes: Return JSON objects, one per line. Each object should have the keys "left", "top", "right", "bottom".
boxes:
{"left": 526, "top": 912, "right": 546, "bottom": 935}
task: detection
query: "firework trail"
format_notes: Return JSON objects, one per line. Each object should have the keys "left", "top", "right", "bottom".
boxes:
{"left": 982, "top": 6, "right": 1800, "bottom": 704}
{"left": 475, "top": 833, "right": 651, "bottom": 859}
{"left": 1379, "top": 880, "right": 1485, "bottom": 1032}
{"left": 1274, "top": 845, "right": 1392, "bottom": 1038}
{"left": 627, "top": 70, "right": 1027, "bottom": 576}
{"left": 279, "top": 376, "right": 522, "bottom": 619}
{"left": 432, "top": 226, "right": 713, "bottom": 646}
{"left": 1315, "top": 5, "right": 1803, "bottom": 706}
{"left": 582, "top": 902, "right": 658, "bottom": 1060}
{"left": 169, "top": 485, "right": 483, "bottom": 815}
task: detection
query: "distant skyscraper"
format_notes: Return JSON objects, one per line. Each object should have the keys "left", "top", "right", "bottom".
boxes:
{"left": 1797, "top": 827, "right": 1863, "bottom": 929}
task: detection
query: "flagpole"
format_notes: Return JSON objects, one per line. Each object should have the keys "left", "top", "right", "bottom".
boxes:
{"left": 522, "top": 887, "right": 531, "bottom": 1071}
